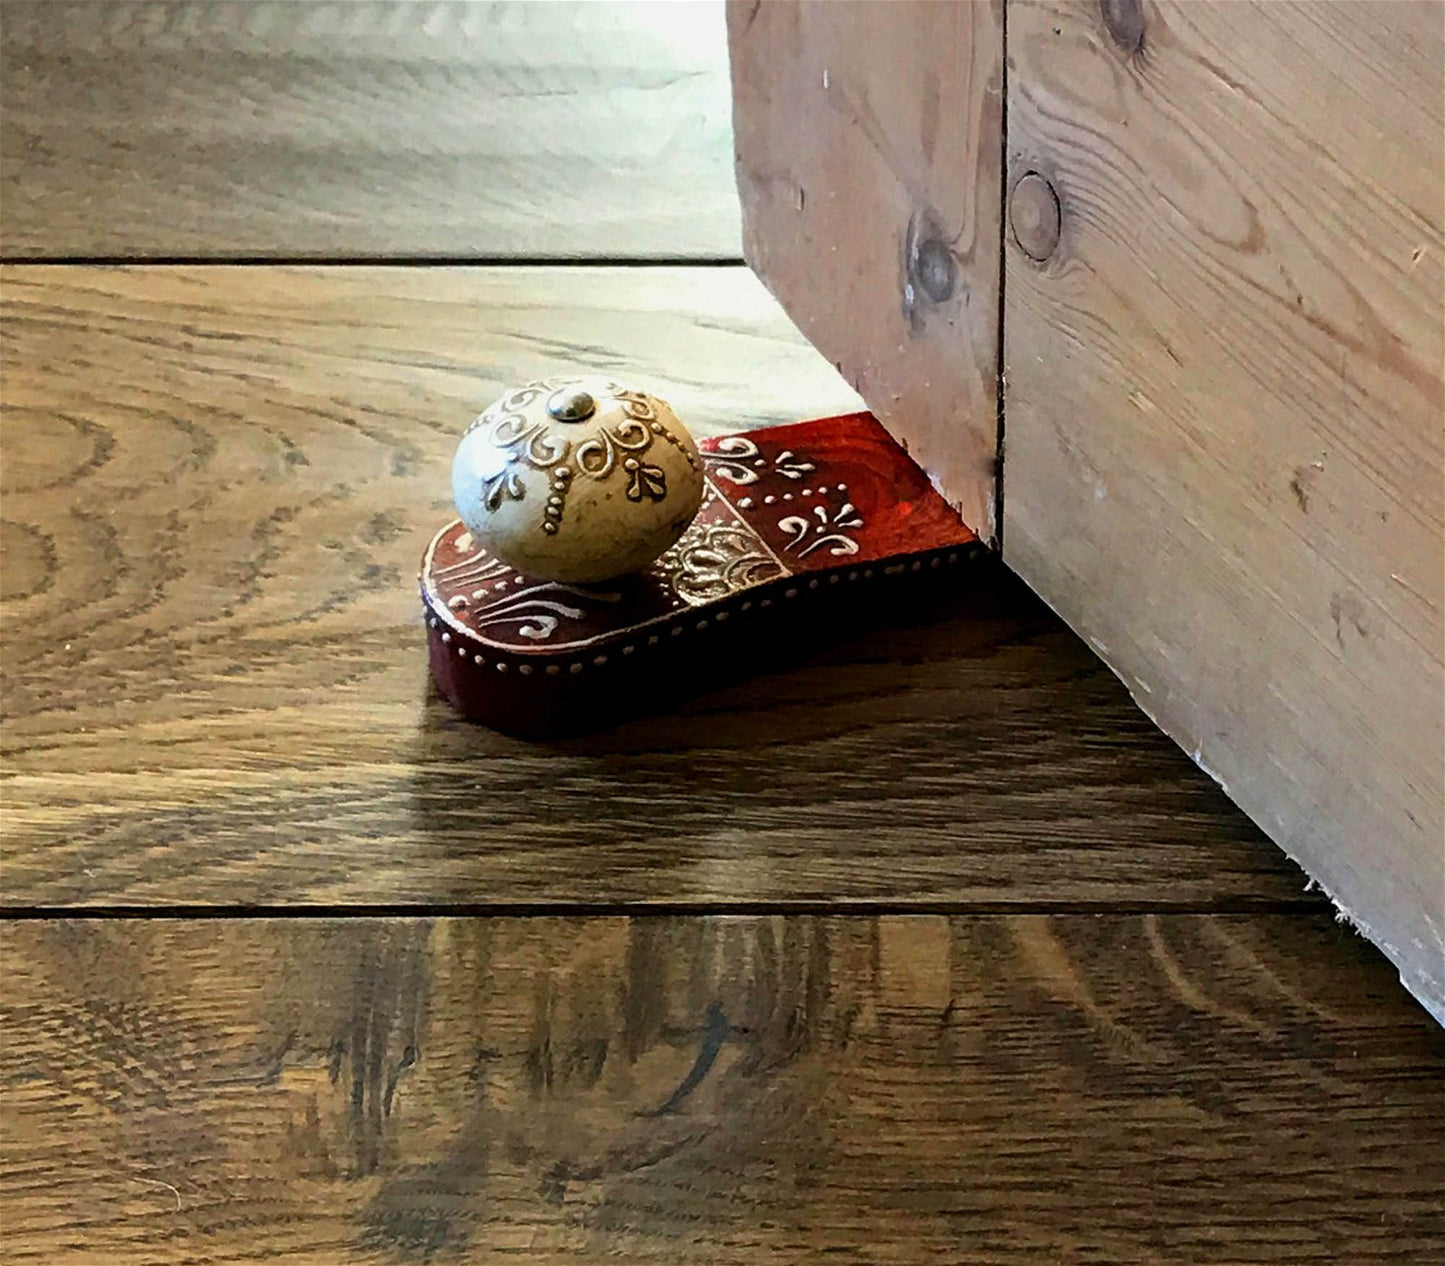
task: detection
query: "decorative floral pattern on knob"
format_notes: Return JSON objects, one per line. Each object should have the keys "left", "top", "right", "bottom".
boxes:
{"left": 452, "top": 377, "right": 705, "bottom": 584}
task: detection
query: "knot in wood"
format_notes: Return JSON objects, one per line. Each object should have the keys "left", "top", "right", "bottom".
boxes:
{"left": 1009, "top": 173, "right": 1061, "bottom": 263}
{"left": 909, "top": 236, "right": 957, "bottom": 304}
{"left": 1100, "top": 0, "right": 1146, "bottom": 53}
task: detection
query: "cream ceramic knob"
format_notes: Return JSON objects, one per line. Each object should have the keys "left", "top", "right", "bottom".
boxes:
{"left": 451, "top": 376, "right": 705, "bottom": 584}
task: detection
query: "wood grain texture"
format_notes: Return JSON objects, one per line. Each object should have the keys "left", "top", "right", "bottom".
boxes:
{"left": 728, "top": 0, "right": 1004, "bottom": 539}
{"left": 1003, "top": 1, "right": 1445, "bottom": 1017}
{"left": 3, "top": 913, "right": 1442, "bottom": 1263}
{"left": 0, "top": 0, "right": 741, "bottom": 260}
{"left": 0, "top": 265, "right": 1316, "bottom": 909}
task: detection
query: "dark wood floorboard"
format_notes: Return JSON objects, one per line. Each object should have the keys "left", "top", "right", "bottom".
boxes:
{"left": 3, "top": 914, "right": 1442, "bottom": 1264}
{"left": 0, "top": 266, "right": 1310, "bottom": 910}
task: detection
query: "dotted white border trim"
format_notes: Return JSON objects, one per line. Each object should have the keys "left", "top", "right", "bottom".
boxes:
{"left": 424, "top": 544, "right": 979, "bottom": 677}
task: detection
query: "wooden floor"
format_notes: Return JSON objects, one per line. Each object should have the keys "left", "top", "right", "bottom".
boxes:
{"left": 2, "top": 5, "right": 1443, "bottom": 1262}
{"left": 5, "top": 916, "right": 1443, "bottom": 1264}
{"left": 5, "top": 262, "right": 1442, "bottom": 1264}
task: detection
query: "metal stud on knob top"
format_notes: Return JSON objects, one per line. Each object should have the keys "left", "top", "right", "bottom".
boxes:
{"left": 452, "top": 376, "right": 705, "bottom": 585}
{"left": 546, "top": 385, "right": 597, "bottom": 423}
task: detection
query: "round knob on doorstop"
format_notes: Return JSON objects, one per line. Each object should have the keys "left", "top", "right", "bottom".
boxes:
{"left": 451, "top": 376, "right": 705, "bottom": 585}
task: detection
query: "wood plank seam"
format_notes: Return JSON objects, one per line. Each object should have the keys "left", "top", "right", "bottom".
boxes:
{"left": 0, "top": 255, "right": 750, "bottom": 268}
{"left": 992, "top": 0, "right": 1010, "bottom": 547}
{"left": 0, "top": 899, "right": 1330, "bottom": 919}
